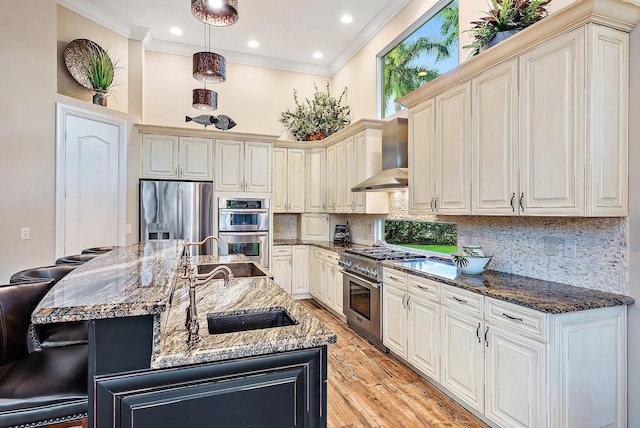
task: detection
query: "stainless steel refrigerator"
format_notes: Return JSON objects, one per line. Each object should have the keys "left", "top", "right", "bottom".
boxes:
{"left": 139, "top": 180, "right": 214, "bottom": 255}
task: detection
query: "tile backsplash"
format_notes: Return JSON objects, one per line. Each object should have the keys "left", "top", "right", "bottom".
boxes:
{"left": 273, "top": 191, "right": 629, "bottom": 295}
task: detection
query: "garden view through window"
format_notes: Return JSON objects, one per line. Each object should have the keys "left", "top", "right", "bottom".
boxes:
{"left": 382, "top": 220, "right": 457, "bottom": 255}
{"left": 381, "top": 0, "right": 459, "bottom": 118}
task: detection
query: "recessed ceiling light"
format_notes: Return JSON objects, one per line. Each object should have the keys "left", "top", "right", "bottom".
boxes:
{"left": 313, "top": 52, "right": 323, "bottom": 59}
{"left": 341, "top": 15, "right": 353, "bottom": 24}
{"left": 170, "top": 27, "right": 183, "bottom": 36}
{"left": 208, "top": 0, "right": 224, "bottom": 8}
{"left": 248, "top": 40, "right": 259, "bottom": 48}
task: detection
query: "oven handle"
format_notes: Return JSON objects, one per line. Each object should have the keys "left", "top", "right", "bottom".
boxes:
{"left": 218, "top": 209, "right": 269, "bottom": 214}
{"left": 341, "top": 270, "right": 381, "bottom": 289}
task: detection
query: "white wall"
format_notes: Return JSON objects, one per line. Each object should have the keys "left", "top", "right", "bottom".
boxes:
{"left": 0, "top": 2, "right": 57, "bottom": 282}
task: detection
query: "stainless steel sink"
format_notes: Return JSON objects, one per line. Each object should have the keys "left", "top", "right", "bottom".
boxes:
{"left": 206, "top": 309, "right": 297, "bottom": 334}
{"left": 196, "top": 262, "right": 271, "bottom": 278}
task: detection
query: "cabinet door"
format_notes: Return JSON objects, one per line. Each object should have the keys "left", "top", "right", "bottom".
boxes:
{"left": 215, "top": 139, "right": 244, "bottom": 191}
{"left": 141, "top": 134, "right": 179, "bottom": 179}
{"left": 485, "top": 324, "right": 547, "bottom": 428}
{"left": 309, "top": 248, "right": 318, "bottom": 297}
{"left": 305, "top": 148, "right": 326, "bottom": 212}
{"left": 472, "top": 60, "right": 519, "bottom": 215}
{"left": 382, "top": 285, "right": 407, "bottom": 359}
{"left": 587, "top": 25, "right": 628, "bottom": 216}
{"left": 180, "top": 137, "right": 213, "bottom": 180}
{"left": 272, "top": 254, "right": 292, "bottom": 294}
{"left": 315, "top": 259, "right": 327, "bottom": 303}
{"left": 291, "top": 245, "right": 310, "bottom": 295}
{"left": 519, "top": 27, "right": 585, "bottom": 215}
{"left": 334, "top": 141, "right": 346, "bottom": 212}
{"left": 441, "top": 308, "right": 483, "bottom": 412}
{"left": 344, "top": 135, "right": 357, "bottom": 212}
{"left": 244, "top": 142, "right": 272, "bottom": 192}
{"left": 299, "top": 214, "right": 330, "bottom": 241}
{"left": 326, "top": 145, "right": 337, "bottom": 213}
{"left": 435, "top": 82, "right": 471, "bottom": 214}
{"left": 332, "top": 263, "right": 344, "bottom": 315}
{"left": 287, "top": 149, "right": 305, "bottom": 212}
{"left": 408, "top": 99, "right": 435, "bottom": 214}
{"left": 272, "top": 148, "right": 288, "bottom": 213}
{"left": 408, "top": 294, "right": 440, "bottom": 382}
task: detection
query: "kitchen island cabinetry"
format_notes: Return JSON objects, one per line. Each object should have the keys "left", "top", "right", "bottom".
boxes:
{"left": 215, "top": 139, "right": 272, "bottom": 193}
{"left": 273, "top": 147, "right": 305, "bottom": 213}
{"left": 382, "top": 262, "right": 630, "bottom": 428}
{"left": 32, "top": 242, "right": 335, "bottom": 428}
{"left": 401, "top": 1, "right": 635, "bottom": 217}
{"left": 141, "top": 134, "right": 213, "bottom": 180}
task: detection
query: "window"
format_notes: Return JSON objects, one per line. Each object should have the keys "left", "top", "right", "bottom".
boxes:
{"left": 380, "top": 0, "right": 459, "bottom": 118}
{"left": 379, "top": 220, "right": 457, "bottom": 255}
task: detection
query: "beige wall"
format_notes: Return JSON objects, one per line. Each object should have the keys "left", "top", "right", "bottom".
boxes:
{"left": 0, "top": 2, "right": 57, "bottom": 281}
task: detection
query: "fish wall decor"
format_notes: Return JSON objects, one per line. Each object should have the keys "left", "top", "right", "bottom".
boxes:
{"left": 185, "top": 114, "right": 237, "bottom": 130}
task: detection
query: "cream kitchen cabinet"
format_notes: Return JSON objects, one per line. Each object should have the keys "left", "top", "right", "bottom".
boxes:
{"left": 272, "top": 245, "right": 309, "bottom": 297}
{"left": 309, "top": 247, "right": 344, "bottom": 318}
{"left": 299, "top": 214, "right": 330, "bottom": 241}
{"left": 272, "top": 147, "right": 305, "bottom": 213}
{"left": 325, "top": 144, "right": 338, "bottom": 213}
{"left": 327, "top": 140, "right": 346, "bottom": 213}
{"left": 407, "top": 82, "right": 471, "bottom": 215}
{"left": 141, "top": 134, "right": 213, "bottom": 180}
{"left": 382, "top": 268, "right": 408, "bottom": 358}
{"left": 305, "top": 148, "right": 326, "bottom": 212}
{"left": 215, "top": 140, "right": 271, "bottom": 192}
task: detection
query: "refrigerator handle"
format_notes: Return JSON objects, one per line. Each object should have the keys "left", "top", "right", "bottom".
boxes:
{"left": 177, "top": 187, "right": 183, "bottom": 241}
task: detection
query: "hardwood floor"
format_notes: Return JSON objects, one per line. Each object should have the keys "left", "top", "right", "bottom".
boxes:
{"left": 298, "top": 299, "right": 489, "bottom": 428}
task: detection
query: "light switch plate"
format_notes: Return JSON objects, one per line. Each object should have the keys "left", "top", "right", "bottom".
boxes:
{"left": 544, "top": 236, "right": 557, "bottom": 256}
{"left": 563, "top": 238, "right": 577, "bottom": 258}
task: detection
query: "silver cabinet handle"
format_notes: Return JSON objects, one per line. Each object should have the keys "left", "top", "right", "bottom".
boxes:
{"left": 402, "top": 294, "right": 407, "bottom": 309}
{"left": 452, "top": 296, "right": 468, "bottom": 304}
{"left": 476, "top": 323, "right": 481, "bottom": 343}
{"left": 389, "top": 275, "right": 400, "bottom": 281}
{"left": 415, "top": 283, "right": 431, "bottom": 291}
{"left": 407, "top": 295, "right": 411, "bottom": 310}
{"left": 502, "top": 313, "right": 524, "bottom": 322}
{"left": 434, "top": 197, "right": 438, "bottom": 212}
{"left": 485, "top": 326, "right": 489, "bottom": 347}
{"left": 430, "top": 198, "right": 434, "bottom": 211}
{"left": 510, "top": 193, "right": 515, "bottom": 212}
{"left": 519, "top": 192, "right": 524, "bottom": 212}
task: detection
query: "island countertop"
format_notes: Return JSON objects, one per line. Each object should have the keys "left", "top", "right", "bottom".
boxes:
{"left": 32, "top": 241, "right": 337, "bottom": 369}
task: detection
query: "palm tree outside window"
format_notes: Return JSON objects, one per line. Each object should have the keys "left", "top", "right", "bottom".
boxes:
{"left": 381, "top": 1, "right": 459, "bottom": 118}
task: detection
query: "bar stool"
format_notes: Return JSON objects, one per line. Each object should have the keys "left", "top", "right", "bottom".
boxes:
{"left": 55, "top": 254, "right": 98, "bottom": 265}
{"left": 81, "top": 246, "right": 115, "bottom": 254}
{"left": 9, "top": 265, "right": 77, "bottom": 284}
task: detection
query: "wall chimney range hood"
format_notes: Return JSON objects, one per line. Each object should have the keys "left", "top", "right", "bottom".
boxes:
{"left": 351, "top": 118, "right": 408, "bottom": 192}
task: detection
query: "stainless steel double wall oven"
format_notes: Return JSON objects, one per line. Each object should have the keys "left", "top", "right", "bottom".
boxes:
{"left": 218, "top": 197, "right": 270, "bottom": 268}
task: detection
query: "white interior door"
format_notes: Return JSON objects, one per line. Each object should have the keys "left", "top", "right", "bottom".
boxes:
{"left": 56, "top": 104, "right": 126, "bottom": 257}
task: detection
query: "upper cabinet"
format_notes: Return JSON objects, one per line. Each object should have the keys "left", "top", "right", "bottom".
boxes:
{"left": 216, "top": 140, "right": 272, "bottom": 193}
{"left": 141, "top": 134, "right": 213, "bottom": 181}
{"left": 305, "top": 148, "right": 326, "bottom": 213}
{"left": 273, "top": 147, "right": 305, "bottom": 213}
{"left": 401, "top": 1, "right": 638, "bottom": 217}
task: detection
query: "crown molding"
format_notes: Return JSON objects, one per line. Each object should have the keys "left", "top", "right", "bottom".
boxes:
{"left": 58, "top": 0, "right": 130, "bottom": 38}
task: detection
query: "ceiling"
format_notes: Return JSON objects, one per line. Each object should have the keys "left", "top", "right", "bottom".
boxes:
{"left": 58, "top": 0, "right": 411, "bottom": 76}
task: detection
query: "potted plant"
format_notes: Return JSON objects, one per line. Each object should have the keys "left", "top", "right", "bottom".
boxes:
{"left": 83, "top": 41, "right": 119, "bottom": 106}
{"left": 463, "top": 0, "right": 552, "bottom": 56}
{"left": 279, "top": 83, "right": 350, "bottom": 141}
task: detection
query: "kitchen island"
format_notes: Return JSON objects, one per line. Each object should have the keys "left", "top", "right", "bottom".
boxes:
{"left": 32, "top": 241, "right": 336, "bottom": 428}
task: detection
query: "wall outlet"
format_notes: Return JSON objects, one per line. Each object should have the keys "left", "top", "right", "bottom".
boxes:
{"left": 20, "top": 227, "right": 30, "bottom": 240}
{"left": 544, "top": 236, "right": 557, "bottom": 256}
{"left": 126, "top": 224, "right": 132, "bottom": 235}
{"left": 563, "top": 238, "right": 577, "bottom": 258}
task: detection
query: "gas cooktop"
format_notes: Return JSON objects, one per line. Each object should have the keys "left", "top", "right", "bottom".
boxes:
{"left": 344, "top": 247, "right": 427, "bottom": 261}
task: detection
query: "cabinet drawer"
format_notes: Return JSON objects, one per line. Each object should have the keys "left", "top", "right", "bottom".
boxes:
{"left": 383, "top": 269, "right": 407, "bottom": 290}
{"left": 408, "top": 275, "right": 440, "bottom": 302}
{"left": 272, "top": 246, "right": 292, "bottom": 256}
{"left": 485, "top": 298, "right": 549, "bottom": 342}
{"left": 441, "top": 285, "right": 483, "bottom": 316}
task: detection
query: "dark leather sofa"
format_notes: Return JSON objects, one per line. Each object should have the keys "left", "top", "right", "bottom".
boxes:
{"left": 0, "top": 281, "right": 87, "bottom": 427}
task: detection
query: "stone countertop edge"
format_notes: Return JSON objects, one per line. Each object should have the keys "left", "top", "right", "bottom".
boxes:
{"left": 151, "top": 276, "right": 337, "bottom": 369}
{"left": 273, "top": 239, "right": 368, "bottom": 252}
{"left": 383, "top": 261, "right": 635, "bottom": 314}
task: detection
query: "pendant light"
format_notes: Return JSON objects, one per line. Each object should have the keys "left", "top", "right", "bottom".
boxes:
{"left": 192, "top": 87, "right": 218, "bottom": 110}
{"left": 191, "top": 0, "right": 239, "bottom": 27}
{"left": 193, "top": 24, "right": 226, "bottom": 84}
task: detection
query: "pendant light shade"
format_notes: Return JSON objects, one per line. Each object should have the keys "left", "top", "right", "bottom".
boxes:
{"left": 192, "top": 88, "right": 218, "bottom": 110}
{"left": 191, "top": 0, "right": 239, "bottom": 26}
{"left": 193, "top": 51, "right": 226, "bottom": 83}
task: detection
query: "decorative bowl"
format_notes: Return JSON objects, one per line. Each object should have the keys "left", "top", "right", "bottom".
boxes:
{"left": 452, "top": 252, "right": 493, "bottom": 275}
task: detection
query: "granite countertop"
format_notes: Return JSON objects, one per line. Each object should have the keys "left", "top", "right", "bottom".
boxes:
{"left": 152, "top": 276, "right": 336, "bottom": 369}
{"left": 273, "top": 239, "right": 369, "bottom": 253}
{"left": 32, "top": 240, "right": 336, "bottom": 369}
{"left": 385, "top": 259, "right": 635, "bottom": 314}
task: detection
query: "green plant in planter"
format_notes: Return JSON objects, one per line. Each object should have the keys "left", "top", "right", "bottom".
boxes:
{"left": 83, "top": 42, "right": 120, "bottom": 105}
{"left": 463, "top": 0, "right": 551, "bottom": 56}
{"left": 279, "top": 83, "right": 350, "bottom": 141}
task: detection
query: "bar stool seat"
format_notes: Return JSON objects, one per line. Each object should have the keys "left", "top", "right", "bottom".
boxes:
{"left": 81, "top": 246, "right": 115, "bottom": 254}
{"left": 55, "top": 254, "right": 98, "bottom": 265}
{"left": 9, "top": 265, "right": 77, "bottom": 284}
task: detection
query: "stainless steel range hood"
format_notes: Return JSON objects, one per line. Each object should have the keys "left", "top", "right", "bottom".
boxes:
{"left": 351, "top": 118, "right": 408, "bottom": 192}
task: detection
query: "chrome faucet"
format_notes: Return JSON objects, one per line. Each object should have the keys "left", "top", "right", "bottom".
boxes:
{"left": 182, "top": 237, "right": 233, "bottom": 346}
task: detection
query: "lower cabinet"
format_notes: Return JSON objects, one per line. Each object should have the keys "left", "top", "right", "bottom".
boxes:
{"left": 382, "top": 267, "right": 627, "bottom": 428}
{"left": 272, "top": 245, "right": 310, "bottom": 298}
{"left": 309, "top": 247, "right": 344, "bottom": 319}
